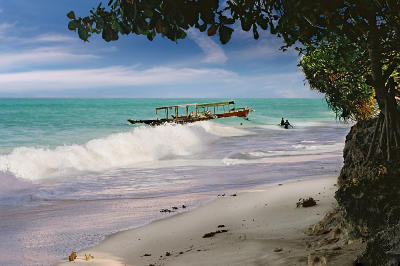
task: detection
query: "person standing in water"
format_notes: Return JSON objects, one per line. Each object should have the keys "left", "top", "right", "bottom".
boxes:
{"left": 284, "top": 119, "right": 293, "bottom": 129}
{"left": 280, "top": 117, "right": 285, "bottom": 126}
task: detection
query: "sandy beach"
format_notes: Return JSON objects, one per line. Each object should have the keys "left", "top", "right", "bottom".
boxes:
{"left": 58, "top": 176, "right": 361, "bottom": 266}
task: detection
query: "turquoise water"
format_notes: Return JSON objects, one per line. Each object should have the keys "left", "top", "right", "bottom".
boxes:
{"left": 0, "top": 98, "right": 347, "bottom": 266}
{"left": 0, "top": 98, "right": 335, "bottom": 151}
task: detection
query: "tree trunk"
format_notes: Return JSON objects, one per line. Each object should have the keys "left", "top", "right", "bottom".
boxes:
{"left": 367, "top": 16, "right": 400, "bottom": 161}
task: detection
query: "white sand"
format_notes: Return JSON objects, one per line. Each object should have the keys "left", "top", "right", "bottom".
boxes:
{"left": 59, "top": 176, "right": 341, "bottom": 266}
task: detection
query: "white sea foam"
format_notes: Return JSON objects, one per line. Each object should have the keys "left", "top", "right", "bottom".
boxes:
{"left": 195, "top": 121, "right": 250, "bottom": 137}
{"left": 0, "top": 122, "right": 243, "bottom": 181}
{"left": 223, "top": 153, "right": 340, "bottom": 165}
{"left": 291, "top": 143, "right": 343, "bottom": 152}
{"left": 223, "top": 142, "right": 344, "bottom": 165}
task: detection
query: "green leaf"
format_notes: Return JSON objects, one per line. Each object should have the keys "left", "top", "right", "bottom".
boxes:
{"left": 219, "top": 25, "right": 233, "bottom": 44}
{"left": 178, "top": 30, "right": 187, "bottom": 39}
{"left": 78, "top": 27, "right": 89, "bottom": 41}
{"left": 253, "top": 24, "right": 259, "bottom": 40}
{"left": 68, "top": 20, "right": 80, "bottom": 31}
{"left": 102, "top": 25, "right": 119, "bottom": 42}
{"left": 257, "top": 16, "right": 268, "bottom": 30}
{"left": 66, "top": 11, "right": 76, "bottom": 20}
{"left": 147, "top": 30, "right": 156, "bottom": 41}
{"left": 112, "top": 20, "right": 120, "bottom": 31}
{"left": 119, "top": 22, "right": 131, "bottom": 35}
{"left": 241, "top": 17, "right": 252, "bottom": 31}
{"left": 198, "top": 23, "right": 207, "bottom": 32}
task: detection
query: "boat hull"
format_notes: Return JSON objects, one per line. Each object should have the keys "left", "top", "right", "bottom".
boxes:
{"left": 127, "top": 109, "right": 250, "bottom": 126}
{"left": 215, "top": 109, "right": 249, "bottom": 118}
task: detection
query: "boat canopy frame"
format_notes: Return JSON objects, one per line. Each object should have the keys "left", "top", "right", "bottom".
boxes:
{"left": 155, "top": 101, "right": 236, "bottom": 120}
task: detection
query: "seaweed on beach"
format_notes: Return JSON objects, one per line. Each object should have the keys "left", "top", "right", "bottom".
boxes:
{"left": 202, "top": 230, "right": 228, "bottom": 238}
{"left": 297, "top": 197, "right": 317, "bottom": 208}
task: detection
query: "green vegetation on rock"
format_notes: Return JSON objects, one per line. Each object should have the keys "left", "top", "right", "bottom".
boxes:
{"left": 299, "top": 38, "right": 376, "bottom": 121}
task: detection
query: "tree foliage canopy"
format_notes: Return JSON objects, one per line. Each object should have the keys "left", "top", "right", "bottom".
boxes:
{"left": 299, "top": 38, "right": 376, "bottom": 121}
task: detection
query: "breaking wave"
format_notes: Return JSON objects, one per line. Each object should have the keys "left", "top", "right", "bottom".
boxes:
{"left": 0, "top": 122, "right": 248, "bottom": 181}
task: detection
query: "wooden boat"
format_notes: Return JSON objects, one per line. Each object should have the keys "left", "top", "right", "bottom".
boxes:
{"left": 128, "top": 100, "right": 253, "bottom": 126}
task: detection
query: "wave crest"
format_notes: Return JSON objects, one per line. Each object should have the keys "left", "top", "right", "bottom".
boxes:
{"left": 0, "top": 122, "right": 244, "bottom": 181}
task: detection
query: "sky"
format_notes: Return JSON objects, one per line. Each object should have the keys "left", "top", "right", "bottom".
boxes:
{"left": 0, "top": 0, "right": 320, "bottom": 98}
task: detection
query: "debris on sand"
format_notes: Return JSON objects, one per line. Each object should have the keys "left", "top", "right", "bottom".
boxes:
{"left": 297, "top": 197, "right": 317, "bottom": 208}
{"left": 160, "top": 209, "right": 172, "bottom": 213}
{"left": 202, "top": 230, "right": 228, "bottom": 238}
{"left": 273, "top": 248, "right": 283, "bottom": 252}
{"left": 217, "top": 224, "right": 225, "bottom": 228}
{"left": 68, "top": 252, "right": 77, "bottom": 261}
{"left": 143, "top": 253, "right": 151, "bottom": 256}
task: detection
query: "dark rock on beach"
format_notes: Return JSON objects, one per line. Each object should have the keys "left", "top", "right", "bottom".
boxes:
{"left": 328, "top": 118, "right": 400, "bottom": 265}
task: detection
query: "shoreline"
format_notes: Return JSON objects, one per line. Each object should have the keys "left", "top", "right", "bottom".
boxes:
{"left": 58, "top": 176, "right": 360, "bottom": 266}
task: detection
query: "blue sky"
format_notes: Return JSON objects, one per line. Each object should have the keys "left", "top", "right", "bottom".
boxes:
{"left": 0, "top": 0, "right": 320, "bottom": 98}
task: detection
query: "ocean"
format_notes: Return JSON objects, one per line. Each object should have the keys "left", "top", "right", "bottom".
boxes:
{"left": 0, "top": 98, "right": 350, "bottom": 265}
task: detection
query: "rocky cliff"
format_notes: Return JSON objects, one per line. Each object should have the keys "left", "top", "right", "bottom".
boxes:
{"left": 335, "top": 118, "right": 400, "bottom": 265}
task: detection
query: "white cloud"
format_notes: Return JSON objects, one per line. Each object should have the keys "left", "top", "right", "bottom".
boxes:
{"left": 225, "top": 70, "right": 317, "bottom": 98}
{"left": 0, "top": 65, "right": 319, "bottom": 98}
{"left": 24, "top": 34, "right": 75, "bottom": 43}
{"left": 229, "top": 38, "right": 286, "bottom": 60}
{"left": 0, "top": 23, "right": 13, "bottom": 39}
{"left": 0, "top": 47, "right": 98, "bottom": 70}
{"left": 187, "top": 28, "right": 228, "bottom": 64}
{"left": 0, "top": 66, "right": 237, "bottom": 92}
{"left": 0, "top": 24, "right": 74, "bottom": 44}
{"left": 229, "top": 23, "right": 299, "bottom": 60}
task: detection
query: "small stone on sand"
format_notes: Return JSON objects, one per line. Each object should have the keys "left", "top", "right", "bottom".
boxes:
{"left": 68, "top": 252, "right": 77, "bottom": 262}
